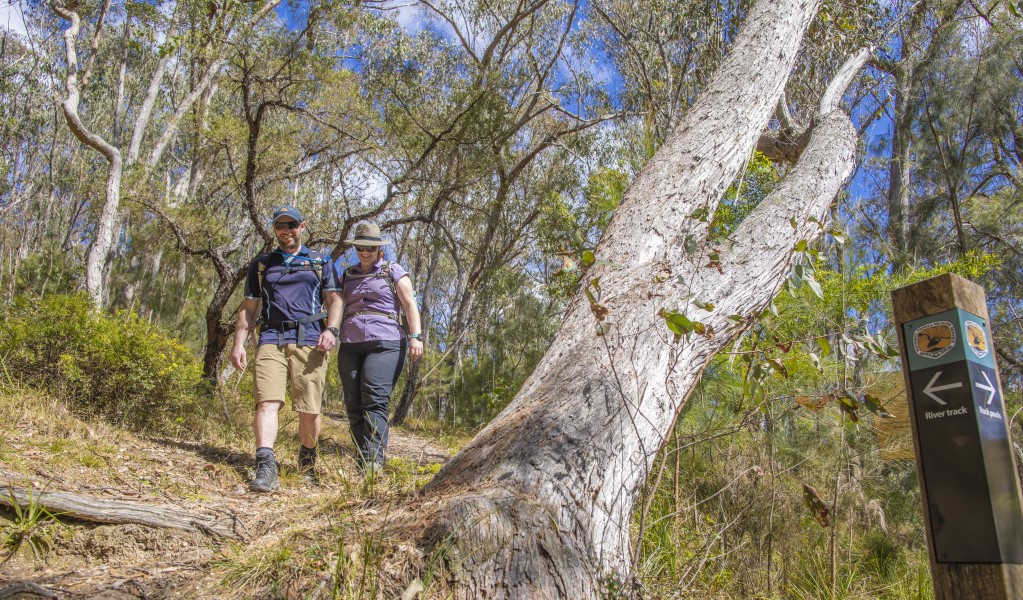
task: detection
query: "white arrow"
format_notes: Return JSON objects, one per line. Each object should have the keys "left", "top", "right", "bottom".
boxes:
{"left": 923, "top": 371, "right": 962, "bottom": 405}
{"left": 975, "top": 371, "right": 997, "bottom": 405}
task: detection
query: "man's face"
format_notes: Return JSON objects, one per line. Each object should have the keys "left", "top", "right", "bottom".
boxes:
{"left": 273, "top": 218, "right": 304, "bottom": 250}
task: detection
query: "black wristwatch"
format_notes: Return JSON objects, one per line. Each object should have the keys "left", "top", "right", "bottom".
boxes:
{"left": 326, "top": 327, "right": 340, "bottom": 338}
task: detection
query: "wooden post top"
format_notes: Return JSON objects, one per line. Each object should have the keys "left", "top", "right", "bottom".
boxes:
{"left": 891, "top": 273, "right": 988, "bottom": 323}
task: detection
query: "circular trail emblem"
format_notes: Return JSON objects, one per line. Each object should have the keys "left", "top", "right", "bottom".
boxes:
{"left": 913, "top": 321, "right": 956, "bottom": 359}
{"left": 965, "top": 320, "right": 988, "bottom": 358}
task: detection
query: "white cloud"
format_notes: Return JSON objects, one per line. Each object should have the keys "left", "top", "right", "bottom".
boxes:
{"left": 0, "top": 0, "right": 27, "bottom": 36}
{"left": 391, "top": 3, "right": 426, "bottom": 35}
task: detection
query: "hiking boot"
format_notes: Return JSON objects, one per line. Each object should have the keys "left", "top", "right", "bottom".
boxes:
{"left": 250, "top": 455, "right": 280, "bottom": 492}
{"left": 298, "top": 446, "right": 319, "bottom": 485}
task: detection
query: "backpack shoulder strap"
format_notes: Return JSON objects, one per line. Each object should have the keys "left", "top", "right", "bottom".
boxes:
{"left": 381, "top": 261, "right": 398, "bottom": 297}
{"left": 255, "top": 253, "right": 274, "bottom": 294}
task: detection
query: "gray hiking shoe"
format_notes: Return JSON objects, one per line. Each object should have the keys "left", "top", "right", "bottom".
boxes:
{"left": 250, "top": 455, "right": 280, "bottom": 492}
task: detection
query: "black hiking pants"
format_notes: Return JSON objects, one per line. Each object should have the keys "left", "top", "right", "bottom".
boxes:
{"left": 338, "top": 338, "right": 406, "bottom": 467}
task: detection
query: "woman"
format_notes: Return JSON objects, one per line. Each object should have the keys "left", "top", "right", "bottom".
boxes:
{"left": 337, "top": 222, "right": 423, "bottom": 473}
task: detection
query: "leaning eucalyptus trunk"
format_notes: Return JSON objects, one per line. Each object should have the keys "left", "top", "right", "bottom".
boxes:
{"left": 413, "top": 0, "right": 864, "bottom": 596}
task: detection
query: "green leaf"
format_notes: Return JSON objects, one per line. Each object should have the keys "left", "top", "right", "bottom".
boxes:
{"left": 684, "top": 235, "right": 698, "bottom": 254}
{"left": 809, "top": 351, "right": 822, "bottom": 372}
{"left": 726, "top": 314, "right": 746, "bottom": 323}
{"left": 693, "top": 299, "right": 715, "bottom": 311}
{"left": 794, "top": 239, "right": 808, "bottom": 252}
{"left": 862, "top": 394, "right": 893, "bottom": 419}
{"left": 676, "top": 275, "right": 686, "bottom": 286}
{"left": 817, "top": 336, "right": 831, "bottom": 356}
{"left": 830, "top": 229, "right": 847, "bottom": 245}
{"left": 790, "top": 216, "right": 798, "bottom": 229}
{"left": 838, "top": 390, "right": 860, "bottom": 422}
{"left": 596, "top": 323, "right": 612, "bottom": 337}
{"left": 1010, "top": 1, "right": 1021, "bottom": 17}
{"left": 805, "top": 273, "right": 824, "bottom": 300}
{"left": 789, "top": 266, "right": 803, "bottom": 290}
{"left": 769, "top": 299, "right": 778, "bottom": 317}
{"left": 581, "top": 250, "right": 596, "bottom": 268}
{"left": 691, "top": 207, "right": 709, "bottom": 222}
{"left": 660, "top": 309, "right": 694, "bottom": 336}
{"left": 765, "top": 358, "right": 788, "bottom": 378}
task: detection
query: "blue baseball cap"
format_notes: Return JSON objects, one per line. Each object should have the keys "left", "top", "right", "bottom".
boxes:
{"left": 272, "top": 205, "right": 303, "bottom": 223}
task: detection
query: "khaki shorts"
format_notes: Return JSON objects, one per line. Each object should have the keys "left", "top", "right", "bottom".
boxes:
{"left": 253, "top": 344, "right": 326, "bottom": 414}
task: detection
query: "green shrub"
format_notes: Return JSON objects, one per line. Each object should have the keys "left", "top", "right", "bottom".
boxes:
{"left": 0, "top": 293, "right": 207, "bottom": 429}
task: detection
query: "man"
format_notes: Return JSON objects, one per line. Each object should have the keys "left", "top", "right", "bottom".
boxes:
{"left": 230, "top": 205, "right": 342, "bottom": 492}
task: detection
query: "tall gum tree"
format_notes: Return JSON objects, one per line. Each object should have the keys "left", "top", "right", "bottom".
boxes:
{"left": 412, "top": 0, "right": 866, "bottom": 595}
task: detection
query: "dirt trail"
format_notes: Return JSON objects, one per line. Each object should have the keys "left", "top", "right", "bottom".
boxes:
{"left": 0, "top": 410, "right": 451, "bottom": 599}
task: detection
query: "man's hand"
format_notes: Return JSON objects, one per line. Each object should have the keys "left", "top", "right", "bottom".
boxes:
{"left": 230, "top": 345, "right": 247, "bottom": 371}
{"left": 233, "top": 298, "right": 259, "bottom": 371}
{"left": 317, "top": 329, "right": 337, "bottom": 352}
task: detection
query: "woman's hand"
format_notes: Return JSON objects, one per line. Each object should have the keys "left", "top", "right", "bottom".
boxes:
{"left": 408, "top": 337, "right": 424, "bottom": 361}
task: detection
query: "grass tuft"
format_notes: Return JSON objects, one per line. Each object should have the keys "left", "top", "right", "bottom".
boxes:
{"left": 1, "top": 483, "right": 63, "bottom": 562}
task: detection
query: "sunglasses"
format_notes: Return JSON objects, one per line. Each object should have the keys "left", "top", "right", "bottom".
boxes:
{"left": 273, "top": 221, "right": 301, "bottom": 230}
{"left": 355, "top": 245, "right": 379, "bottom": 253}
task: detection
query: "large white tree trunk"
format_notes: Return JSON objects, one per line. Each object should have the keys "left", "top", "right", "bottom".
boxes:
{"left": 416, "top": 0, "right": 862, "bottom": 596}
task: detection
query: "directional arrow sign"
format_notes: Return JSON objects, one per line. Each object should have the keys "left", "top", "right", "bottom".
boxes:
{"left": 894, "top": 275, "right": 1023, "bottom": 573}
{"left": 976, "top": 370, "right": 997, "bottom": 405}
{"left": 923, "top": 370, "right": 963, "bottom": 405}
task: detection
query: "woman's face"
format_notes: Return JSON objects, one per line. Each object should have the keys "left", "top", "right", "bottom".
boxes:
{"left": 355, "top": 245, "right": 381, "bottom": 263}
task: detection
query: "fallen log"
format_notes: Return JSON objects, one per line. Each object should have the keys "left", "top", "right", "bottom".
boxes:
{"left": 0, "top": 581, "right": 58, "bottom": 599}
{"left": 0, "top": 485, "right": 241, "bottom": 539}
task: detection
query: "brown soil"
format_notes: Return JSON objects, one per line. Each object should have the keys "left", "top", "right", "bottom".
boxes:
{"left": 0, "top": 404, "right": 451, "bottom": 599}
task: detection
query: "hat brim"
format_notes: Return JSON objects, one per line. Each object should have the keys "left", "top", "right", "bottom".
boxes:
{"left": 344, "top": 239, "right": 391, "bottom": 246}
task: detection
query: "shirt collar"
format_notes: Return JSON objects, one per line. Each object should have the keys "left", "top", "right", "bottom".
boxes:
{"left": 275, "top": 244, "right": 309, "bottom": 257}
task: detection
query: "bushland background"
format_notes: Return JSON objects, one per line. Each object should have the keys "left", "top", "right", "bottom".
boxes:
{"left": 1, "top": 0, "right": 1022, "bottom": 597}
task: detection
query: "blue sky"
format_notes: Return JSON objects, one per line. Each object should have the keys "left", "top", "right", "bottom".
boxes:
{"left": 0, "top": 0, "right": 26, "bottom": 35}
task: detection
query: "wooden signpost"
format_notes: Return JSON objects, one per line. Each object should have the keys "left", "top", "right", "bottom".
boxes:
{"left": 892, "top": 273, "right": 1023, "bottom": 599}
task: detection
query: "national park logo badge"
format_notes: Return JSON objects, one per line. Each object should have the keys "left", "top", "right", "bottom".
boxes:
{"left": 965, "top": 320, "right": 988, "bottom": 359}
{"left": 913, "top": 321, "right": 955, "bottom": 359}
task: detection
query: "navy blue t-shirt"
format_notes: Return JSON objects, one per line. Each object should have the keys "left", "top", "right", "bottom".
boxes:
{"left": 244, "top": 246, "right": 340, "bottom": 346}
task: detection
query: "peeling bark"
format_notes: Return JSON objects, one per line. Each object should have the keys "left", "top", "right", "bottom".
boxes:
{"left": 415, "top": 0, "right": 864, "bottom": 596}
